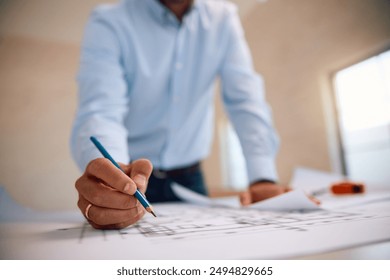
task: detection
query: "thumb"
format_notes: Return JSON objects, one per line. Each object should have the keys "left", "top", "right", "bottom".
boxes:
{"left": 129, "top": 159, "right": 153, "bottom": 193}
{"left": 240, "top": 191, "right": 252, "bottom": 206}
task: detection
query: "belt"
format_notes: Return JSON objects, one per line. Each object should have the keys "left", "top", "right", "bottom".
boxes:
{"left": 152, "top": 162, "right": 201, "bottom": 179}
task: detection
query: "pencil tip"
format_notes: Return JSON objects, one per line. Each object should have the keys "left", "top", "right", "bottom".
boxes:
{"left": 146, "top": 206, "right": 157, "bottom": 217}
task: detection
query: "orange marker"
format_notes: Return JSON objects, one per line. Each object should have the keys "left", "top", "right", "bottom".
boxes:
{"left": 330, "top": 182, "right": 365, "bottom": 194}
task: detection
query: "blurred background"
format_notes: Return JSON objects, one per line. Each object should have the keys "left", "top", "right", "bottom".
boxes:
{"left": 0, "top": 0, "right": 389, "bottom": 211}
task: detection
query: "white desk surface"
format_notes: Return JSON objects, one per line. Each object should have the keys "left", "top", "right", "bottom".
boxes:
{"left": 1, "top": 186, "right": 389, "bottom": 260}
{"left": 295, "top": 241, "right": 390, "bottom": 260}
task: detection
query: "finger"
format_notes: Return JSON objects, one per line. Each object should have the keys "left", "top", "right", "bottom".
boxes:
{"left": 239, "top": 191, "right": 252, "bottom": 206}
{"left": 309, "top": 196, "right": 321, "bottom": 205}
{"left": 78, "top": 194, "right": 92, "bottom": 220}
{"left": 89, "top": 206, "right": 144, "bottom": 226}
{"left": 86, "top": 158, "right": 137, "bottom": 195}
{"left": 129, "top": 159, "right": 153, "bottom": 193}
{"left": 76, "top": 176, "right": 139, "bottom": 209}
{"left": 251, "top": 185, "right": 283, "bottom": 202}
{"left": 89, "top": 210, "right": 145, "bottom": 230}
{"left": 78, "top": 195, "right": 144, "bottom": 226}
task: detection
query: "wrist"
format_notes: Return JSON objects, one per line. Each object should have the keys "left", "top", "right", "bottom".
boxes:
{"left": 250, "top": 179, "right": 277, "bottom": 187}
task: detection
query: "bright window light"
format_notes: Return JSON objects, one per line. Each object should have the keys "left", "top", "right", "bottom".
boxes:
{"left": 333, "top": 50, "right": 390, "bottom": 187}
{"left": 334, "top": 50, "right": 390, "bottom": 132}
{"left": 219, "top": 122, "right": 248, "bottom": 190}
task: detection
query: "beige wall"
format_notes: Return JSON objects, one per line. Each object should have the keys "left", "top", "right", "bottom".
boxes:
{"left": 0, "top": 36, "right": 80, "bottom": 210}
{"left": 241, "top": 0, "right": 390, "bottom": 184}
{"left": 0, "top": 0, "right": 113, "bottom": 210}
{"left": 206, "top": 0, "right": 390, "bottom": 189}
{"left": 0, "top": 0, "right": 389, "bottom": 210}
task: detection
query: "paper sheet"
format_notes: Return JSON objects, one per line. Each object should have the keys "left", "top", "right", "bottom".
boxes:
{"left": 171, "top": 183, "right": 240, "bottom": 207}
{"left": 1, "top": 201, "right": 390, "bottom": 259}
{"left": 171, "top": 183, "right": 319, "bottom": 211}
{"left": 1, "top": 185, "right": 390, "bottom": 260}
{"left": 290, "top": 167, "right": 390, "bottom": 209}
{"left": 290, "top": 166, "right": 345, "bottom": 195}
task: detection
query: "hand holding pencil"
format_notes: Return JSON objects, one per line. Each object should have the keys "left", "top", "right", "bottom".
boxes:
{"left": 75, "top": 138, "right": 154, "bottom": 229}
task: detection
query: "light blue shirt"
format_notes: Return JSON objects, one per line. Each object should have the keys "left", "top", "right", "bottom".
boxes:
{"left": 71, "top": 0, "right": 279, "bottom": 183}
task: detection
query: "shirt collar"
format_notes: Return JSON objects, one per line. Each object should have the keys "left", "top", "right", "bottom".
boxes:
{"left": 146, "top": 0, "right": 198, "bottom": 26}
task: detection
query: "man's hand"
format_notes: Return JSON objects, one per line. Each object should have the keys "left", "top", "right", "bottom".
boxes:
{"left": 75, "top": 158, "right": 153, "bottom": 229}
{"left": 240, "top": 181, "right": 320, "bottom": 206}
{"left": 240, "top": 181, "right": 291, "bottom": 206}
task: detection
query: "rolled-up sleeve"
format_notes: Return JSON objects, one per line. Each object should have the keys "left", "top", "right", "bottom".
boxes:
{"left": 219, "top": 5, "right": 279, "bottom": 183}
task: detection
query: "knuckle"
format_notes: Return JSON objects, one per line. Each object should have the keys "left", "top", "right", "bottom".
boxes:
{"left": 120, "top": 197, "right": 133, "bottom": 209}
{"left": 124, "top": 207, "right": 141, "bottom": 222}
{"left": 118, "top": 162, "right": 129, "bottom": 172}
{"left": 77, "top": 198, "right": 83, "bottom": 210}
{"left": 94, "top": 210, "right": 106, "bottom": 224}
{"left": 140, "top": 158, "right": 153, "bottom": 171}
{"left": 133, "top": 209, "right": 145, "bottom": 222}
{"left": 125, "top": 180, "right": 137, "bottom": 191}
{"left": 133, "top": 159, "right": 153, "bottom": 175}
{"left": 85, "top": 160, "right": 97, "bottom": 174}
{"left": 115, "top": 221, "right": 130, "bottom": 229}
{"left": 90, "top": 192, "right": 104, "bottom": 206}
{"left": 75, "top": 177, "right": 84, "bottom": 191}
{"left": 89, "top": 221, "right": 104, "bottom": 230}
{"left": 126, "top": 215, "right": 142, "bottom": 226}
{"left": 86, "top": 158, "right": 110, "bottom": 175}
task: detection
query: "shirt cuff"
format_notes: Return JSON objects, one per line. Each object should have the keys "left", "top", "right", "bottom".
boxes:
{"left": 245, "top": 156, "right": 278, "bottom": 185}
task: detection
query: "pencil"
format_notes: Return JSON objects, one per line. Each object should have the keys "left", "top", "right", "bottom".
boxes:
{"left": 90, "top": 136, "right": 156, "bottom": 217}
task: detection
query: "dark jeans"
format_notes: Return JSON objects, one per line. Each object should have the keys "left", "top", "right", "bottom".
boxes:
{"left": 145, "top": 163, "right": 208, "bottom": 203}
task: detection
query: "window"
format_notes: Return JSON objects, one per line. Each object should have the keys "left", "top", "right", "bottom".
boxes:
{"left": 334, "top": 50, "right": 390, "bottom": 187}
{"left": 219, "top": 122, "right": 249, "bottom": 190}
